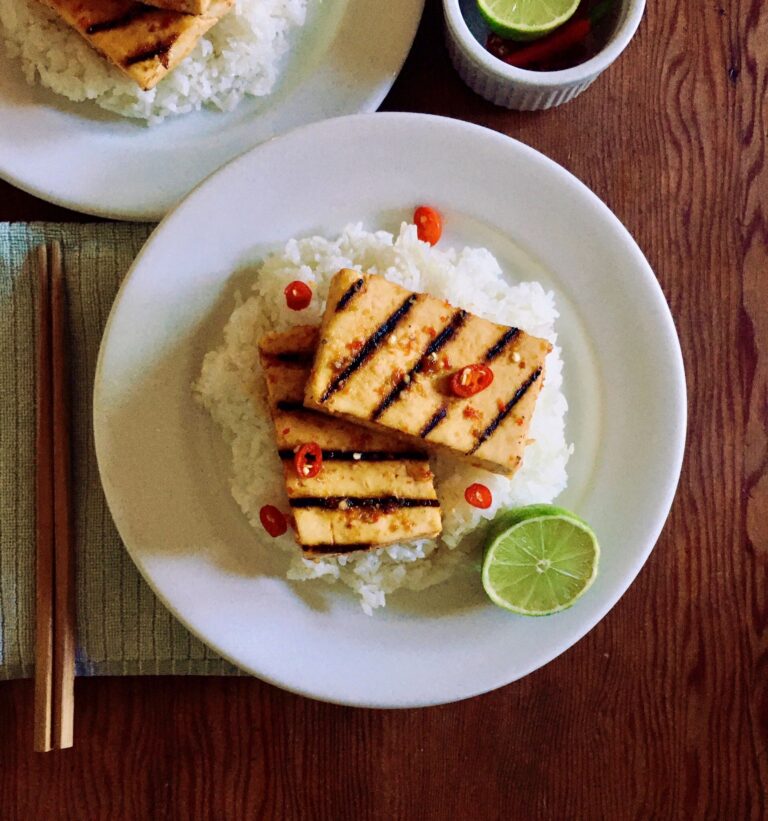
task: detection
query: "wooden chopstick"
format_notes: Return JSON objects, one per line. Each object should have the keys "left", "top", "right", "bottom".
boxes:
{"left": 34, "top": 245, "right": 55, "bottom": 753}
{"left": 34, "top": 242, "right": 76, "bottom": 752}
{"left": 50, "top": 242, "right": 76, "bottom": 749}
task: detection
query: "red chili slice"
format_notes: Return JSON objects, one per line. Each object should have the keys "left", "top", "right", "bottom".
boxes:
{"left": 259, "top": 504, "right": 288, "bottom": 537}
{"left": 465, "top": 483, "right": 492, "bottom": 509}
{"left": 284, "top": 280, "right": 312, "bottom": 311}
{"left": 450, "top": 364, "right": 494, "bottom": 398}
{"left": 294, "top": 442, "right": 323, "bottom": 479}
{"left": 413, "top": 205, "right": 443, "bottom": 245}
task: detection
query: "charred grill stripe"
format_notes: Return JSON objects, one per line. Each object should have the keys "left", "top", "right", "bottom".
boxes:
{"left": 319, "top": 294, "right": 419, "bottom": 402}
{"left": 335, "top": 278, "right": 365, "bottom": 312}
{"left": 124, "top": 40, "right": 174, "bottom": 68}
{"left": 468, "top": 367, "right": 542, "bottom": 455}
{"left": 370, "top": 381, "right": 408, "bottom": 422}
{"left": 420, "top": 406, "right": 448, "bottom": 438}
{"left": 275, "top": 400, "right": 305, "bottom": 412}
{"left": 268, "top": 351, "right": 314, "bottom": 365}
{"left": 86, "top": 7, "right": 155, "bottom": 35}
{"left": 420, "top": 309, "right": 468, "bottom": 363}
{"left": 485, "top": 328, "right": 520, "bottom": 362}
{"left": 278, "top": 449, "right": 429, "bottom": 462}
{"left": 303, "top": 543, "right": 372, "bottom": 555}
{"left": 371, "top": 309, "right": 468, "bottom": 421}
{"left": 289, "top": 497, "right": 440, "bottom": 510}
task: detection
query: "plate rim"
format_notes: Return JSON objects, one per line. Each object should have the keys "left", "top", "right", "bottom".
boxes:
{"left": 0, "top": 0, "right": 424, "bottom": 220}
{"left": 93, "top": 112, "right": 687, "bottom": 707}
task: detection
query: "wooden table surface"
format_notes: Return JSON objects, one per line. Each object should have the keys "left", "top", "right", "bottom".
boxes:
{"left": 2, "top": 1, "right": 766, "bottom": 818}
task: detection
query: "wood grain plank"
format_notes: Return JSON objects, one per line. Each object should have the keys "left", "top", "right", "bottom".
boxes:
{"left": 739, "top": 0, "right": 768, "bottom": 811}
{"left": 0, "top": 0, "right": 767, "bottom": 817}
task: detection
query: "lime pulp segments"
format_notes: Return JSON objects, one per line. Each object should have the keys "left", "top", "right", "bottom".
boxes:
{"left": 482, "top": 510, "right": 599, "bottom": 615}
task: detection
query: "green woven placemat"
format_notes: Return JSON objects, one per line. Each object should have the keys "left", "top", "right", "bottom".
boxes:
{"left": 0, "top": 223, "right": 240, "bottom": 679}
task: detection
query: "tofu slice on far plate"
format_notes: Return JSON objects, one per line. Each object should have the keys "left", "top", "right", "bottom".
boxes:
{"left": 41, "top": 0, "right": 234, "bottom": 90}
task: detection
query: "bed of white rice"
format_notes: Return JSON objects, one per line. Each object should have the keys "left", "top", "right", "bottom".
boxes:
{"left": 194, "top": 223, "right": 571, "bottom": 614}
{"left": 0, "top": 0, "right": 308, "bottom": 123}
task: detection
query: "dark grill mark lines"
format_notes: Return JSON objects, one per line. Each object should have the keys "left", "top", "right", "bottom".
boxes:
{"left": 335, "top": 278, "right": 365, "bottom": 312}
{"left": 485, "top": 328, "right": 520, "bottom": 362}
{"left": 289, "top": 497, "right": 440, "bottom": 511}
{"left": 303, "top": 543, "right": 372, "bottom": 556}
{"left": 420, "top": 406, "right": 448, "bottom": 439}
{"left": 319, "top": 294, "right": 419, "bottom": 402}
{"left": 276, "top": 400, "right": 305, "bottom": 412}
{"left": 278, "top": 449, "right": 429, "bottom": 462}
{"left": 371, "top": 309, "right": 468, "bottom": 421}
{"left": 86, "top": 7, "right": 154, "bottom": 35}
{"left": 270, "top": 351, "right": 314, "bottom": 365}
{"left": 468, "top": 367, "right": 542, "bottom": 455}
{"left": 124, "top": 40, "right": 175, "bottom": 68}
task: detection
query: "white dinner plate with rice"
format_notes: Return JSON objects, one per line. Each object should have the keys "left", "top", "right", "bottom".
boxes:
{"left": 0, "top": 0, "right": 423, "bottom": 220}
{"left": 94, "top": 113, "right": 686, "bottom": 707}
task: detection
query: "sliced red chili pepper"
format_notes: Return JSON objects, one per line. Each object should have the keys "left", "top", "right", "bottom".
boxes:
{"left": 465, "top": 483, "right": 492, "bottom": 510}
{"left": 450, "top": 364, "right": 494, "bottom": 398}
{"left": 294, "top": 442, "right": 323, "bottom": 479}
{"left": 284, "top": 280, "right": 312, "bottom": 311}
{"left": 259, "top": 504, "right": 288, "bottom": 537}
{"left": 414, "top": 205, "right": 443, "bottom": 245}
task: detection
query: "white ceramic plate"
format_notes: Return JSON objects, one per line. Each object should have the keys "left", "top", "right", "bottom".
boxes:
{"left": 0, "top": 0, "right": 423, "bottom": 221}
{"left": 94, "top": 113, "right": 686, "bottom": 707}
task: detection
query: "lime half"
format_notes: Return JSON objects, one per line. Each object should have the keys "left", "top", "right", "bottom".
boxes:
{"left": 482, "top": 505, "right": 599, "bottom": 615}
{"left": 477, "top": 0, "right": 581, "bottom": 40}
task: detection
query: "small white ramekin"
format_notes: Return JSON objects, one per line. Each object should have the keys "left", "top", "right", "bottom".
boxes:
{"left": 443, "top": 0, "right": 646, "bottom": 110}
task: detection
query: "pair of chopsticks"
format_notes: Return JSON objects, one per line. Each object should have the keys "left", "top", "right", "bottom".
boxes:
{"left": 34, "top": 243, "right": 76, "bottom": 752}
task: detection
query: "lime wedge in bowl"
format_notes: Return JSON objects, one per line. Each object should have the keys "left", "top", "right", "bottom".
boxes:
{"left": 482, "top": 504, "right": 599, "bottom": 615}
{"left": 477, "top": 0, "right": 581, "bottom": 40}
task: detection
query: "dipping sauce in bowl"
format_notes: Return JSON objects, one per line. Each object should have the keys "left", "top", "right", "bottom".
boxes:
{"left": 444, "top": 0, "right": 645, "bottom": 110}
{"left": 484, "top": 0, "right": 623, "bottom": 72}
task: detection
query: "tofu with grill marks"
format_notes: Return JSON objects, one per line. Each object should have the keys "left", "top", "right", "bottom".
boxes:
{"left": 259, "top": 326, "right": 442, "bottom": 558}
{"left": 304, "top": 270, "right": 552, "bottom": 477}
{"left": 40, "top": 0, "right": 233, "bottom": 90}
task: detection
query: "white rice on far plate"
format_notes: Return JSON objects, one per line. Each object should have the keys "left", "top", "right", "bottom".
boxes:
{"left": 0, "top": 0, "right": 308, "bottom": 123}
{"left": 194, "top": 223, "right": 572, "bottom": 614}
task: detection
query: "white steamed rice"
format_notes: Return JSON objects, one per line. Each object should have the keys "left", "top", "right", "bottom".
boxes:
{"left": 194, "top": 223, "right": 572, "bottom": 614}
{"left": 0, "top": 0, "right": 308, "bottom": 123}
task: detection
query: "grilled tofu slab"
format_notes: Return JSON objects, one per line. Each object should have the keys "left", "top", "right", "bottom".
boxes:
{"left": 305, "top": 270, "right": 552, "bottom": 477}
{"left": 259, "top": 326, "right": 442, "bottom": 558}
{"left": 40, "top": 0, "right": 233, "bottom": 90}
